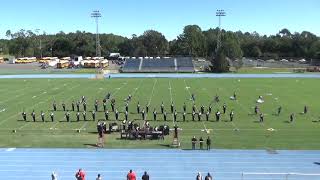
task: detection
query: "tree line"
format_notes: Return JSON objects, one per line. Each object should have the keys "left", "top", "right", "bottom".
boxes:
{"left": 0, "top": 26, "right": 320, "bottom": 60}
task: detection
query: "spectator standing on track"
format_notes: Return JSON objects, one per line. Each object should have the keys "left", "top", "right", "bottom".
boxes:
{"left": 75, "top": 168, "right": 85, "bottom": 180}
{"left": 96, "top": 174, "right": 102, "bottom": 180}
{"left": 205, "top": 173, "right": 212, "bottom": 180}
{"left": 127, "top": 169, "right": 136, "bottom": 180}
{"left": 199, "top": 137, "right": 204, "bottom": 150}
{"left": 51, "top": 171, "right": 58, "bottom": 180}
{"left": 142, "top": 171, "right": 150, "bottom": 180}
{"left": 196, "top": 172, "right": 203, "bottom": 180}
{"left": 192, "top": 136, "right": 197, "bottom": 150}
{"left": 206, "top": 136, "right": 211, "bottom": 150}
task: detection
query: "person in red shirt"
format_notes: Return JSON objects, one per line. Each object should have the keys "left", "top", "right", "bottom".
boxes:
{"left": 127, "top": 169, "right": 136, "bottom": 180}
{"left": 75, "top": 168, "right": 86, "bottom": 180}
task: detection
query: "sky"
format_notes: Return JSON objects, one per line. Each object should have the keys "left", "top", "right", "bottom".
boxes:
{"left": 0, "top": 0, "right": 319, "bottom": 40}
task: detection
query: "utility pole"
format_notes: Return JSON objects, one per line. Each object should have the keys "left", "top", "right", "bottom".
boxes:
{"left": 35, "top": 29, "right": 42, "bottom": 58}
{"left": 216, "top": 9, "right": 226, "bottom": 52}
{"left": 91, "top": 10, "right": 102, "bottom": 57}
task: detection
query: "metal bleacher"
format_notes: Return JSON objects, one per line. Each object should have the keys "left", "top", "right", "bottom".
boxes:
{"left": 121, "top": 57, "right": 194, "bottom": 73}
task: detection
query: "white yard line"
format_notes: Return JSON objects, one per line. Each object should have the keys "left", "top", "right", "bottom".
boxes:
{"left": 168, "top": 80, "right": 175, "bottom": 125}
{"left": 147, "top": 79, "right": 157, "bottom": 106}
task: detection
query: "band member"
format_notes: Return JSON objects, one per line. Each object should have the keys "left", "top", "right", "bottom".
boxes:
{"left": 163, "top": 111, "right": 167, "bottom": 121}
{"left": 76, "top": 101, "right": 80, "bottom": 112}
{"left": 103, "top": 102, "right": 107, "bottom": 112}
{"left": 161, "top": 102, "right": 164, "bottom": 114}
{"left": 254, "top": 105, "right": 259, "bottom": 115}
{"left": 146, "top": 104, "right": 149, "bottom": 113}
{"left": 92, "top": 110, "right": 96, "bottom": 121}
{"left": 41, "top": 111, "right": 45, "bottom": 122}
{"left": 191, "top": 93, "right": 195, "bottom": 101}
{"left": 71, "top": 101, "right": 75, "bottom": 111}
{"left": 183, "top": 102, "right": 187, "bottom": 112}
{"left": 208, "top": 105, "right": 212, "bottom": 114}
{"left": 142, "top": 109, "right": 146, "bottom": 120}
{"left": 83, "top": 111, "right": 86, "bottom": 121}
{"left": 81, "top": 95, "right": 86, "bottom": 103}
{"left": 192, "top": 104, "right": 196, "bottom": 112}
{"left": 215, "top": 95, "right": 220, "bottom": 102}
{"left": 50, "top": 112, "right": 54, "bottom": 122}
{"left": 290, "top": 113, "right": 294, "bottom": 123}
{"left": 104, "top": 110, "right": 109, "bottom": 121}
{"left": 65, "top": 111, "right": 70, "bottom": 122}
{"left": 223, "top": 103, "right": 227, "bottom": 114}
{"left": 200, "top": 105, "right": 205, "bottom": 114}
{"left": 174, "top": 110, "right": 177, "bottom": 122}
{"left": 171, "top": 102, "right": 174, "bottom": 113}
{"left": 192, "top": 111, "right": 195, "bottom": 121}
{"left": 183, "top": 112, "right": 186, "bottom": 121}
{"left": 125, "top": 102, "right": 129, "bottom": 112}
{"left": 153, "top": 109, "right": 157, "bottom": 121}
{"left": 62, "top": 102, "right": 66, "bottom": 111}
{"left": 230, "top": 110, "right": 234, "bottom": 122}
{"left": 125, "top": 111, "right": 128, "bottom": 121}
{"left": 31, "top": 110, "right": 36, "bottom": 122}
{"left": 94, "top": 100, "right": 98, "bottom": 112}
{"left": 137, "top": 102, "right": 140, "bottom": 114}
{"left": 277, "top": 106, "right": 282, "bottom": 116}
{"left": 198, "top": 112, "right": 202, "bottom": 121}
{"left": 115, "top": 109, "right": 119, "bottom": 120}
{"left": 76, "top": 112, "right": 80, "bottom": 122}
{"left": 83, "top": 102, "right": 87, "bottom": 112}
{"left": 22, "top": 111, "right": 27, "bottom": 121}
{"left": 206, "top": 111, "right": 210, "bottom": 121}
{"left": 53, "top": 101, "right": 57, "bottom": 111}
{"left": 259, "top": 113, "right": 264, "bottom": 123}
{"left": 304, "top": 105, "right": 308, "bottom": 114}
{"left": 215, "top": 110, "right": 221, "bottom": 122}
{"left": 111, "top": 102, "right": 115, "bottom": 112}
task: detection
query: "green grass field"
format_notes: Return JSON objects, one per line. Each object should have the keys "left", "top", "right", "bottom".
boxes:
{"left": 0, "top": 78, "right": 319, "bottom": 149}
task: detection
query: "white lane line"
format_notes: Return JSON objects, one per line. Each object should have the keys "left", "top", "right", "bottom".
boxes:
{"left": 147, "top": 79, "right": 157, "bottom": 106}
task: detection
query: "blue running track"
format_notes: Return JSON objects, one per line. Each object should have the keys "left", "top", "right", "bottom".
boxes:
{"left": 0, "top": 148, "right": 319, "bottom": 180}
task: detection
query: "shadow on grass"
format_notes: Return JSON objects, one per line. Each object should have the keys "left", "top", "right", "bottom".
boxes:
{"left": 83, "top": 143, "right": 99, "bottom": 148}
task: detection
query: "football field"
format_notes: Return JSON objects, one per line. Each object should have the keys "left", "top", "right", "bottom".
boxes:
{"left": 0, "top": 77, "right": 319, "bottom": 149}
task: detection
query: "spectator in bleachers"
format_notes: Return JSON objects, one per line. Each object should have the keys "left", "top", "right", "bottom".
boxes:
{"left": 127, "top": 169, "right": 136, "bottom": 180}
{"left": 142, "top": 171, "right": 150, "bottom": 180}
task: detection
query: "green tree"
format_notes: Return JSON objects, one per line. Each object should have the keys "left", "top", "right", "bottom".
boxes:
{"left": 211, "top": 48, "right": 229, "bottom": 73}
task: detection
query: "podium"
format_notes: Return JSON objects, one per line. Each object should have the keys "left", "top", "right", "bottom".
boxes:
{"left": 170, "top": 125, "right": 180, "bottom": 148}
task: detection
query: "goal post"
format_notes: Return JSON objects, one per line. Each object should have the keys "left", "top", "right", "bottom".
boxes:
{"left": 241, "top": 172, "right": 320, "bottom": 180}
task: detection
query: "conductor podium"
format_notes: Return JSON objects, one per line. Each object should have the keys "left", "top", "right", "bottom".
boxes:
{"left": 171, "top": 125, "right": 180, "bottom": 148}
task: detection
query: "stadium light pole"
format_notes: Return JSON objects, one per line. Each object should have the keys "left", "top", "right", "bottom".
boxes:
{"left": 91, "top": 10, "right": 102, "bottom": 57}
{"left": 216, "top": 9, "right": 226, "bottom": 52}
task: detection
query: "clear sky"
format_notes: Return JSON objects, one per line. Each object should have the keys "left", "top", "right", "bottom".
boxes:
{"left": 0, "top": 0, "right": 319, "bottom": 40}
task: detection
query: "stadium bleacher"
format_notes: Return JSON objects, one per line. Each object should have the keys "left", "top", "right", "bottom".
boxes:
{"left": 121, "top": 57, "right": 194, "bottom": 73}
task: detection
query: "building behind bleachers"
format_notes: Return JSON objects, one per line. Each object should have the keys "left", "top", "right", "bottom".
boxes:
{"left": 121, "top": 57, "right": 194, "bottom": 73}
